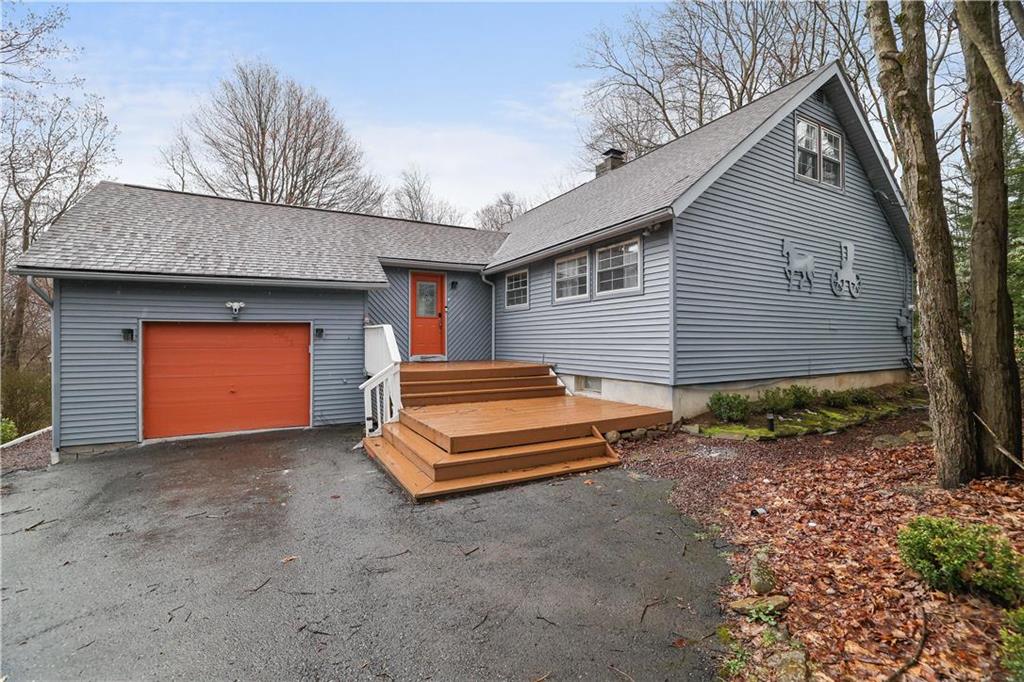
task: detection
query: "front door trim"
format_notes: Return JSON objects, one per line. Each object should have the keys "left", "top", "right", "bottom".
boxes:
{"left": 408, "top": 270, "right": 447, "bottom": 360}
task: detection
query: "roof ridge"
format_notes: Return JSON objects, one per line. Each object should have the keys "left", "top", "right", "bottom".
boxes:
{"left": 109, "top": 182, "right": 487, "bottom": 233}
{"left": 507, "top": 63, "right": 835, "bottom": 228}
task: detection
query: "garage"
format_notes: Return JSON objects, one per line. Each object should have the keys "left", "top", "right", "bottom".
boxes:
{"left": 142, "top": 322, "right": 311, "bottom": 439}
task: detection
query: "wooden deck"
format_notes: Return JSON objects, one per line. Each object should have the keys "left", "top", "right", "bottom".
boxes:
{"left": 363, "top": 361, "right": 673, "bottom": 500}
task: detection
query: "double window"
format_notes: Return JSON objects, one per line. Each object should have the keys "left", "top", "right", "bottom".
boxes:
{"left": 505, "top": 269, "right": 529, "bottom": 308}
{"left": 504, "top": 236, "right": 643, "bottom": 309}
{"left": 554, "top": 253, "right": 588, "bottom": 301}
{"left": 796, "top": 117, "right": 842, "bottom": 189}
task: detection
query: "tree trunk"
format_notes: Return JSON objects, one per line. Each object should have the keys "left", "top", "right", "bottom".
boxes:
{"left": 2, "top": 202, "right": 33, "bottom": 369}
{"left": 962, "top": 0, "right": 1023, "bottom": 475}
{"left": 958, "top": 0, "right": 1024, "bottom": 135}
{"left": 868, "top": 1, "right": 978, "bottom": 487}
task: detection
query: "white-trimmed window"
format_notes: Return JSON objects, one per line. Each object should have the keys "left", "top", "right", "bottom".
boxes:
{"left": 596, "top": 238, "right": 640, "bottom": 294}
{"left": 822, "top": 128, "right": 843, "bottom": 187}
{"left": 796, "top": 118, "right": 819, "bottom": 181}
{"left": 505, "top": 269, "right": 529, "bottom": 308}
{"left": 554, "top": 253, "right": 588, "bottom": 301}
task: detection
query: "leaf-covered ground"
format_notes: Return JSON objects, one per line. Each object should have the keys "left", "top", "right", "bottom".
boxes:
{"left": 620, "top": 413, "right": 1023, "bottom": 680}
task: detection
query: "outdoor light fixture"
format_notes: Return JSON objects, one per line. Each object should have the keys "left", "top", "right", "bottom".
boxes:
{"left": 121, "top": 328, "right": 135, "bottom": 342}
{"left": 315, "top": 327, "right": 325, "bottom": 339}
{"left": 766, "top": 411, "right": 776, "bottom": 432}
{"left": 450, "top": 280, "right": 458, "bottom": 291}
{"left": 225, "top": 301, "right": 246, "bottom": 319}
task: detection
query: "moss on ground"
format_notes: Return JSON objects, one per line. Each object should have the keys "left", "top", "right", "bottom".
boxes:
{"left": 699, "top": 399, "right": 919, "bottom": 441}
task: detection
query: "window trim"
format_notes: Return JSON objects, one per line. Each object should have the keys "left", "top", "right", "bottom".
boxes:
{"left": 594, "top": 236, "right": 643, "bottom": 298}
{"left": 504, "top": 268, "right": 530, "bottom": 309}
{"left": 794, "top": 115, "right": 844, "bottom": 192}
{"left": 795, "top": 117, "right": 820, "bottom": 182}
{"left": 552, "top": 251, "right": 590, "bottom": 303}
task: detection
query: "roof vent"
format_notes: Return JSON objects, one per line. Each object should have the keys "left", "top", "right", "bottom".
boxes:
{"left": 596, "top": 148, "right": 626, "bottom": 177}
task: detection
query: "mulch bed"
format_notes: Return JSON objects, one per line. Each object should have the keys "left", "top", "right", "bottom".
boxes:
{"left": 620, "top": 412, "right": 1023, "bottom": 681}
{"left": 1, "top": 428, "right": 52, "bottom": 476}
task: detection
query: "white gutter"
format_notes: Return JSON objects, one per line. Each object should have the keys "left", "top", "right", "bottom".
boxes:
{"left": 483, "top": 207, "right": 674, "bottom": 275}
{"left": 379, "top": 258, "right": 487, "bottom": 273}
{"left": 10, "top": 268, "right": 389, "bottom": 290}
{"left": 479, "top": 271, "right": 495, "bottom": 360}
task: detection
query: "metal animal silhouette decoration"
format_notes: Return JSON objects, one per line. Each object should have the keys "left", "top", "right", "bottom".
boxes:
{"left": 830, "top": 240, "right": 862, "bottom": 298}
{"left": 781, "top": 238, "right": 815, "bottom": 292}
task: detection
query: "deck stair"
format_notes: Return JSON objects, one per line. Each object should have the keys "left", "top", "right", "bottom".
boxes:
{"left": 400, "top": 361, "right": 563, "bottom": 407}
{"left": 363, "top": 361, "right": 673, "bottom": 500}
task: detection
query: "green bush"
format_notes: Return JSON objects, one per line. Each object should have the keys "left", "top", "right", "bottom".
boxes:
{"left": 1, "top": 417, "right": 16, "bottom": 444}
{"left": 0, "top": 368, "right": 50, "bottom": 435}
{"left": 757, "top": 387, "right": 794, "bottom": 414}
{"left": 821, "top": 389, "right": 852, "bottom": 408}
{"left": 897, "top": 516, "right": 1024, "bottom": 605}
{"left": 785, "top": 384, "right": 817, "bottom": 409}
{"left": 1002, "top": 608, "right": 1024, "bottom": 680}
{"left": 708, "top": 392, "right": 751, "bottom": 422}
{"left": 848, "top": 388, "right": 879, "bottom": 406}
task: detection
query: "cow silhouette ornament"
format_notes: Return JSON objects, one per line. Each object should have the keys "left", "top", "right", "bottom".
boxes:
{"left": 830, "top": 241, "right": 862, "bottom": 298}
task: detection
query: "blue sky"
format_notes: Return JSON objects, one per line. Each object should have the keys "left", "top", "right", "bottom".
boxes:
{"left": 51, "top": 2, "right": 650, "bottom": 218}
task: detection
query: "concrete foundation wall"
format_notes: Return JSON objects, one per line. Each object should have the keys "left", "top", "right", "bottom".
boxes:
{"left": 558, "top": 368, "right": 910, "bottom": 422}
{"left": 671, "top": 368, "right": 911, "bottom": 420}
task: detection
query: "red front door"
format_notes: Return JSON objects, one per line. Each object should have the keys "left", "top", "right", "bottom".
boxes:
{"left": 410, "top": 272, "right": 446, "bottom": 356}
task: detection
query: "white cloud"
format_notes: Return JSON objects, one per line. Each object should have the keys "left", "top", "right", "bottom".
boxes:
{"left": 352, "top": 121, "right": 589, "bottom": 220}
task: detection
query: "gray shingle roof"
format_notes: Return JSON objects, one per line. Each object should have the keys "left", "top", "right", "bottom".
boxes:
{"left": 13, "top": 182, "right": 508, "bottom": 285}
{"left": 488, "top": 65, "right": 834, "bottom": 269}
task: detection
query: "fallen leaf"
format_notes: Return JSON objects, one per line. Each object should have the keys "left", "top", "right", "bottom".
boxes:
{"left": 281, "top": 555, "right": 299, "bottom": 564}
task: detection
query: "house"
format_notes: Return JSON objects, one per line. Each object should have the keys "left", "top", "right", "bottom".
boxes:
{"left": 12, "top": 62, "right": 913, "bottom": 487}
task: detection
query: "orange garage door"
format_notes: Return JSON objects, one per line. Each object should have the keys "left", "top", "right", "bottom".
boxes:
{"left": 143, "top": 322, "right": 311, "bottom": 439}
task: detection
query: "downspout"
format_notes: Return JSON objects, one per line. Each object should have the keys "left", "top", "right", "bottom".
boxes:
{"left": 27, "top": 275, "right": 52, "bottom": 307}
{"left": 479, "top": 271, "right": 495, "bottom": 360}
{"left": 25, "top": 276, "right": 59, "bottom": 464}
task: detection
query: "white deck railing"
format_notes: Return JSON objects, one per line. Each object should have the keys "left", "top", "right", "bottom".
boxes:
{"left": 359, "top": 325, "right": 403, "bottom": 437}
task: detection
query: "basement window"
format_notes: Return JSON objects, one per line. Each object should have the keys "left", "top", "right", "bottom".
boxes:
{"left": 575, "top": 375, "right": 602, "bottom": 394}
{"left": 505, "top": 269, "right": 529, "bottom": 308}
{"left": 554, "top": 253, "right": 589, "bottom": 301}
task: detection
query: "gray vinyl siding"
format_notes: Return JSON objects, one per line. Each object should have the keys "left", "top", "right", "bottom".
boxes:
{"left": 365, "top": 267, "right": 492, "bottom": 361}
{"left": 673, "top": 94, "right": 913, "bottom": 384}
{"left": 55, "top": 280, "right": 365, "bottom": 448}
{"left": 494, "top": 225, "right": 673, "bottom": 383}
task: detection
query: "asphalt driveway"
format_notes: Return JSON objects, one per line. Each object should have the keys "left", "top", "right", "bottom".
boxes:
{"left": 1, "top": 427, "right": 728, "bottom": 680}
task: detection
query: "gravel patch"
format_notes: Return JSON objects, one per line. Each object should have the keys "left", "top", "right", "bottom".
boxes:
{"left": 1, "top": 428, "right": 52, "bottom": 475}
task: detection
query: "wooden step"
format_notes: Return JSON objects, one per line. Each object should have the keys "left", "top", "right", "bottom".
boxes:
{"left": 402, "top": 385, "right": 565, "bottom": 407}
{"left": 364, "top": 436, "right": 619, "bottom": 501}
{"left": 401, "top": 395, "right": 673, "bottom": 453}
{"left": 402, "top": 374, "right": 558, "bottom": 395}
{"left": 400, "top": 361, "right": 550, "bottom": 382}
{"left": 382, "top": 422, "right": 609, "bottom": 481}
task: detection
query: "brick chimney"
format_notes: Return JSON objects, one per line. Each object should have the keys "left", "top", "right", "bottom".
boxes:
{"left": 595, "top": 148, "right": 626, "bottom": 177}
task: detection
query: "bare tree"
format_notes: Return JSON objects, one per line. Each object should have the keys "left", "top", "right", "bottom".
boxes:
{"left": 581, "top": 1, "right": 967, "bottom": 174}
{"left": 387, "top": 166, "right": 464, "bottom": 225}
{"left": 868, "top": 0, "right": 978, "bottom": 488}
{"left": 1, "top": 2, "right": 75, "bottom": 86}
{"left": 474, "top": 191, "right": 527, "bottom": 231}
{"left": 958, "top": 0, "right": 1022, "bottom": 474}
{"left": 1, "top": 92, "right": 117, "bottom": 368}
{"left": 161, "top": 61, "right": 385, "bottom": 213}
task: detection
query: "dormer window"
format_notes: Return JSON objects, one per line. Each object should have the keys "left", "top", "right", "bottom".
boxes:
{"left": 796, "top": 116, "right": 843, "bottom": 189}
